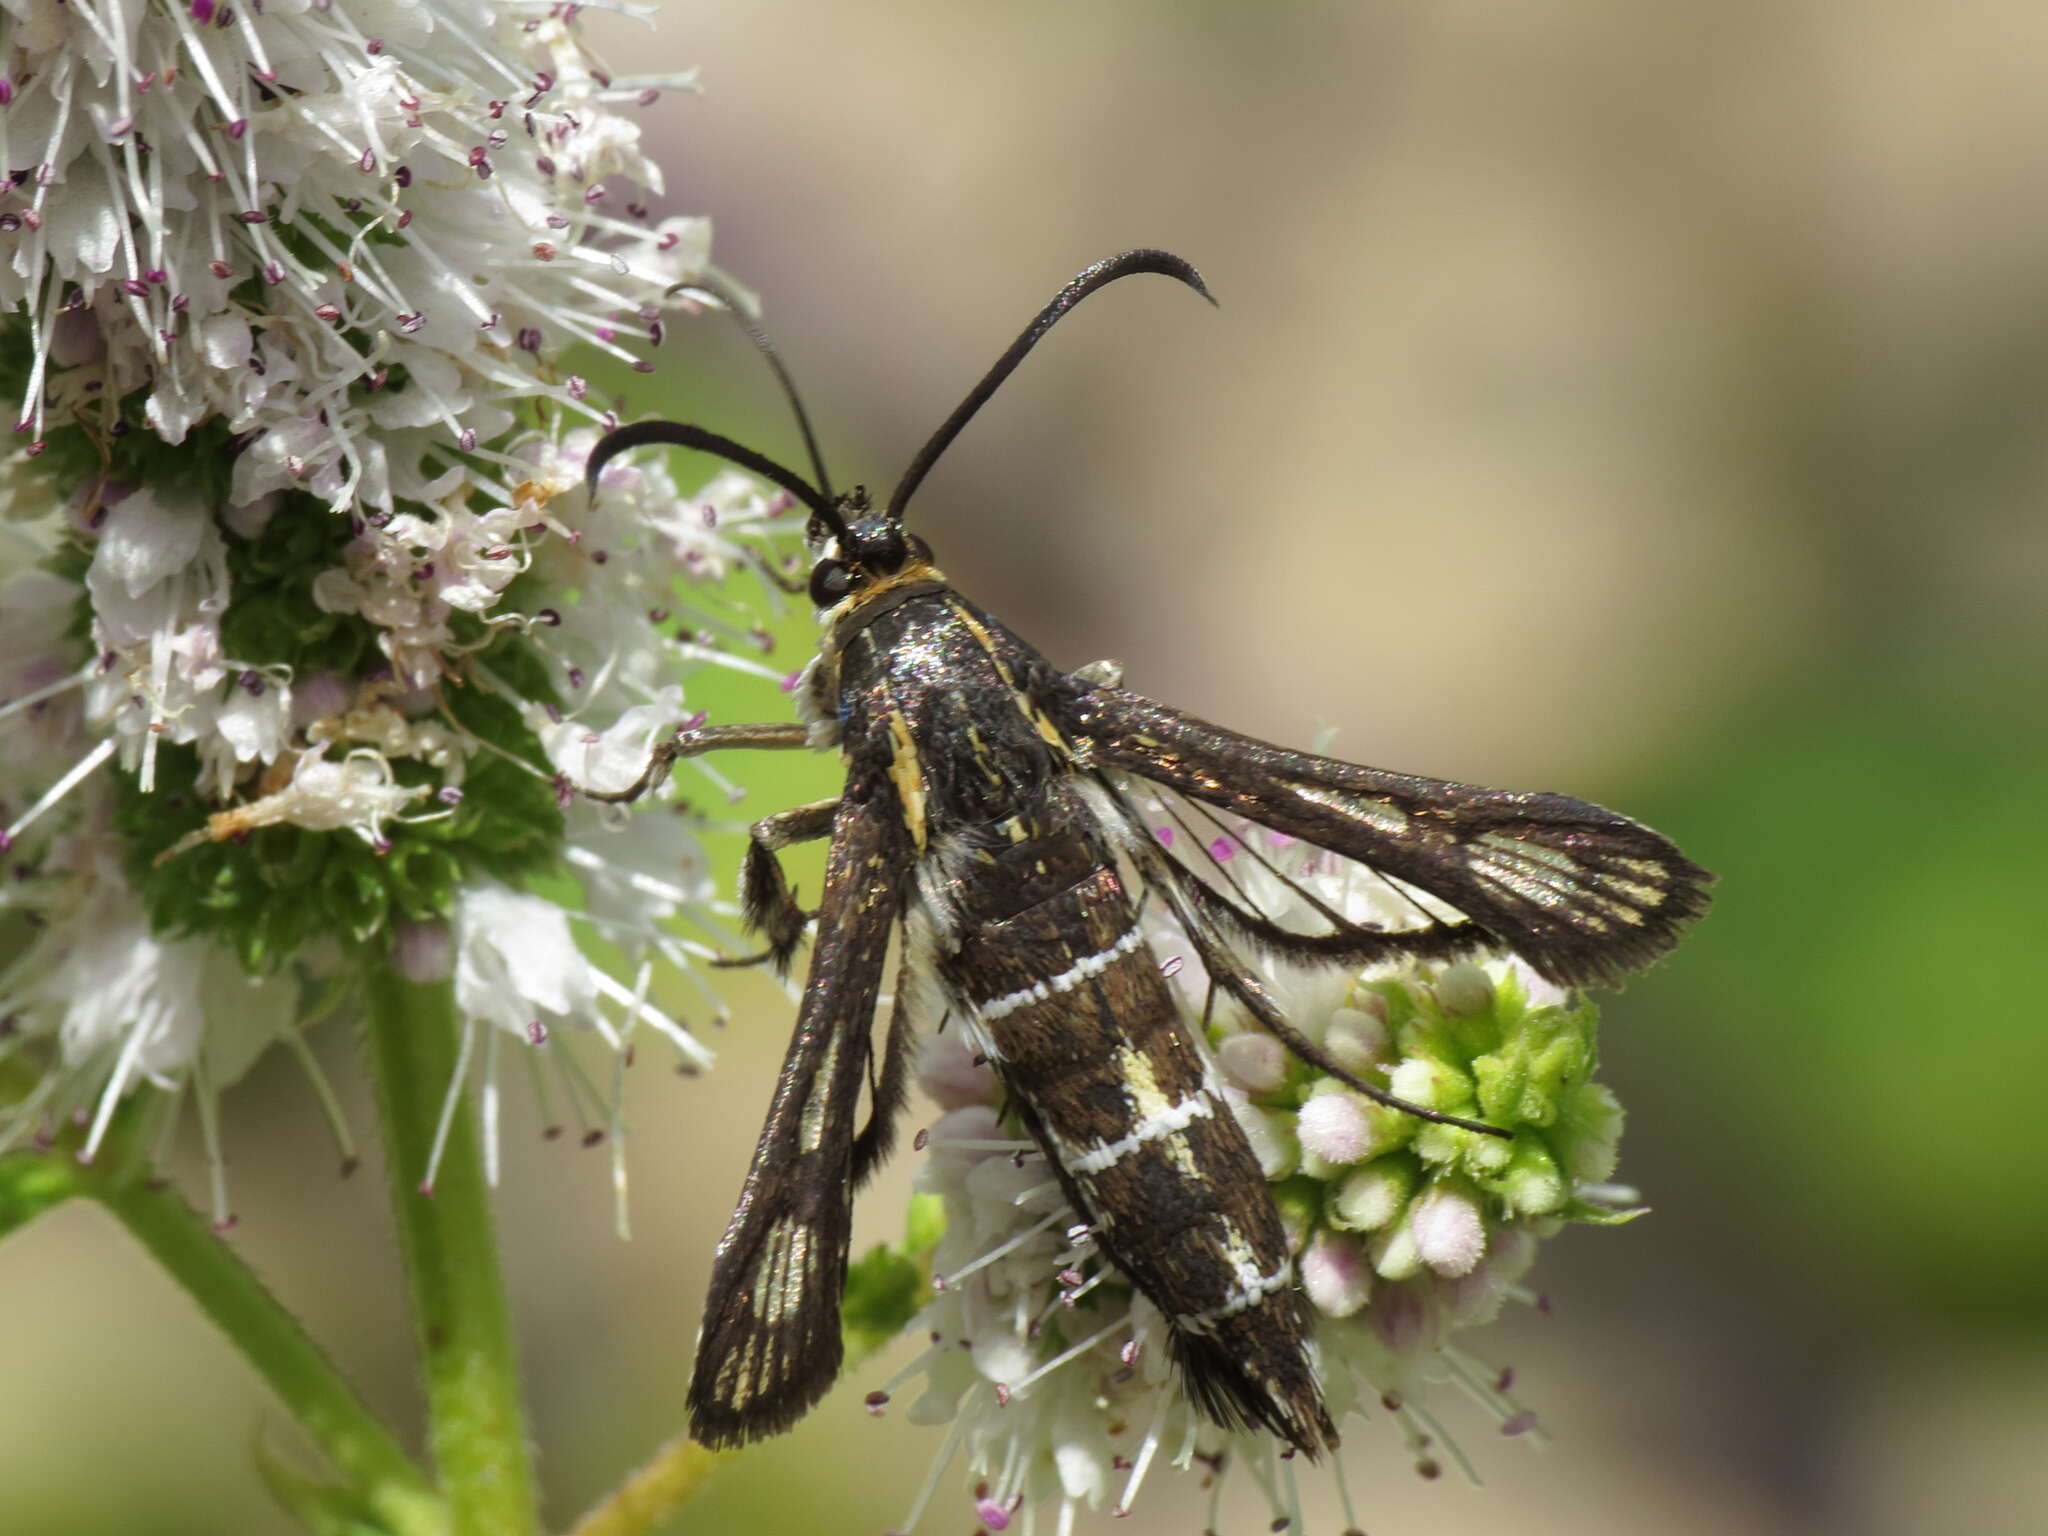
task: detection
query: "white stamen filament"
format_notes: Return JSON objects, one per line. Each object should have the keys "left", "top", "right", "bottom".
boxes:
{"left": 1406, "top": 1399, "right": 1479, "bottom": 1483}
{"left": 609, "top": 1040, "right": 632, "bottom": 1242}
{"left": 590, "top": 970, "right": 711, "bottom": 1068}
{"left": 3, "top": 738, "right": 117, "bottom": 848}
{"left": 895, "top": 1410, "right": 970, "bottom": 1536}
{"left": 422, "top": 1017, "right": 479, "bottom": 1195}
{"left": 1279, "top": 1446, "right": 1305, "bottom": 1533}
{"left": 80, "top": 1012, "right": 155, "bottom": 1164}
{"left": 1113, "top": 1394, "right": 1173, "bottom": 1516}
{"left": 561, "top": 846, "right": 701, "bottom": 912}
{"left": 934, "top": 1209, "right": 1061, "bottom": 1290}
{"left": 874, "top": 1339, "right": 945, "bottom": 1398}
{"left": 481, "top": 1021, "right": 503, "bottom": 1188}
{"left": 0, "top": 663, "right": 94, "bottom": 724}
{"left": 192, "top": 1053, "right": 231, "bottom": 1229}
{"left": 1330, "top": 1447, "right": 1363, "bottom": 1533}
{"left": 1006, "top": 1318, "right": 1124, "bottom": 1396}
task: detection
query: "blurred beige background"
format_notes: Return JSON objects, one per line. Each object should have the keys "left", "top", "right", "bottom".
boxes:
{"left": 4, "top": 3, "right": 2046, "bottom": 1533}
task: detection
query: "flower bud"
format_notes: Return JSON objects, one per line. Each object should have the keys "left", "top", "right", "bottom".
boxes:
{"left": 1323, "top": 1006, "right": 1391, "bottom": 1075}
{"left": 1329, "top": 1158, "right": 1415, "bottom": 1232}
{"left": 1408, "top": 1178, "right": 1487, "bottom": 1277}
{"left": 1216, "top": 1029, "right": 1288, "bottom": 1094}
{"left": 1301, "top": 1230, "right": 1373, "bottom": 1317}
{"left": 1435, "top": 961, "right": 1494, "bottom": 1017}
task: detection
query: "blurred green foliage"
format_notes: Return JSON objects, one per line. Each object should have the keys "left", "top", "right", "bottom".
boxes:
{"left": 1634, "top": 648, "right": 2048, "bottom": 1324}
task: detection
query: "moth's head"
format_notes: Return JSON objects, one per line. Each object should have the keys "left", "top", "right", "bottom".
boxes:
{"left": 807, "top": 492, "right": 938, "bottom": 611}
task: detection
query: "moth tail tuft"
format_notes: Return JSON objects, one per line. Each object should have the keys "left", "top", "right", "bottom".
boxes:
{"left": 1170, "top": 1323, "right": 1338, "bottom": 1460}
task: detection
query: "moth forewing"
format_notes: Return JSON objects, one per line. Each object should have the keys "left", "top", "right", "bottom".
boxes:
{"left": 684, "top": 792, "right": 903, "bottom": 1448}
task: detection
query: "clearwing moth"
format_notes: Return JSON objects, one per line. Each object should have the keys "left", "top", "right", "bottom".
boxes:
{"left": 582, "top": 250, "right": 1712, "bottom": 1455}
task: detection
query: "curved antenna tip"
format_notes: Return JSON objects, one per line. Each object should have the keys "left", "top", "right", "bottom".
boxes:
{"left": 583, "top": 419, "right": 844, "bottom": 536}
{"left": 887, "top": 249, "right": 1218, "bottom": 520}
{"left": 1088, "top": 247, "right": 1218, "bottom": 307}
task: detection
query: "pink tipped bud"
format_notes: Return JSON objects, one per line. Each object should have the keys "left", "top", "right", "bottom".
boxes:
{"left": 1296, "top": 1088, "right": 1375, "bottom": 1165}
{"left": 1409, "top": 1179, "right": 1486, "bottom": 1278}
{"left": 1301, "top": 1230, "right": 1372, "bottom": 1317}
{"left": 1216, "top": 1031, "right": 1287, "bottom": 1095}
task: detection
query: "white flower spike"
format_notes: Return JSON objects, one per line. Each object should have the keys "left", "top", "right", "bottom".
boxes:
{"left": 0, "top": 0, "right": 801, "bottom": 1218}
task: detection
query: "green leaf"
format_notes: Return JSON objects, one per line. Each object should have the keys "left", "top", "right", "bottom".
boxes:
{"left": 903, "top": 1191, "right": 947, "bottom": 1253}
{"left": 840, "top": 1242, "right": 927, "bottom": 1361}
{"left": 255, "top": 1439, "right": 397, "bottom": 1536}
{"left": 1557, "top": 1199, "right": 1651, "bottom": 1227}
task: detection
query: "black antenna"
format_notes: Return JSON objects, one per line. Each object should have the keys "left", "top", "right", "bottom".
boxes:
{"left": 671, "top": 279, "right": 835, "bottom": 499}
{"left": 886, "top": 249, "right": 1216, "bottom": 521}
{"left": 584, "top": 420, "right": 846, "bottom": 538}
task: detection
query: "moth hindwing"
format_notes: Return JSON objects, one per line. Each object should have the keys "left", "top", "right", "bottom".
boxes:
{"left": 582, "top": 249, "right": 1713, "bottom": 1453}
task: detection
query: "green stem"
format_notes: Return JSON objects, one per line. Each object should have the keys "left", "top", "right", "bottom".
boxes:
{"left": 363, "top": 963, "right": 541, "bottom": 1536}
{"left": 94, "top": 1173, "right": 447, "bottom": 1536}
{"left": 565, "top": 1434, "right": 724, "bottom": 1536}
{"left": 0, "top": 1145, "right": 82, "bottom": 1242}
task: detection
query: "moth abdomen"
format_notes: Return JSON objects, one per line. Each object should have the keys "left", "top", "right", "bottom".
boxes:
{"left": 945, "top": 810, "right": 1336, "bottom": 1456}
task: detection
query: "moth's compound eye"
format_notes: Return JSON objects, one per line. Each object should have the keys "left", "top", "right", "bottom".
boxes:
{"left": 809, "top": 559, "right": 854, "bottom": 607}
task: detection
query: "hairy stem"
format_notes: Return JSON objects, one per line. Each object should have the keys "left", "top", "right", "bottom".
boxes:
{"left": 364, "top": 964, "right": 540, "bottom": 1536}
{"left": 95, "top": 1172, "right": 448, "bottom": 1536}
{"left": 566, "top": 1434, "right": 724, "bottom": 1536}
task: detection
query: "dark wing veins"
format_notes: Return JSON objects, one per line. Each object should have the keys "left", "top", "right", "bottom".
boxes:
{"left": 1062, "top": 681, "right": 1713, "bottom": 990}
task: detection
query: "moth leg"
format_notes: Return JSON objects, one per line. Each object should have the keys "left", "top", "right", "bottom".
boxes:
{"left": 725, "top": 796, "right": 840, "bottom": 976}
{"left": 849, "top": 941, "right": 917, "bottom": 1189}
{"left": 583, "top": 719, "right": 812, "bottom": 805}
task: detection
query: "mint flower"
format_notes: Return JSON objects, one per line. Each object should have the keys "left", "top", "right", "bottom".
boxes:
{"left": 865, "top": 802, "right": 1639, "bottom": 1533}
{"left": 0, "top": 0, "right": 801, "bottom": 1223}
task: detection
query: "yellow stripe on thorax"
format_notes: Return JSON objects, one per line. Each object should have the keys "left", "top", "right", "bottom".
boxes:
{"left": 947, "top": 600, "right": 1073, "bottom": 762}
{"left": 884, "top": 708, "right": 928, "bottom": 853}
